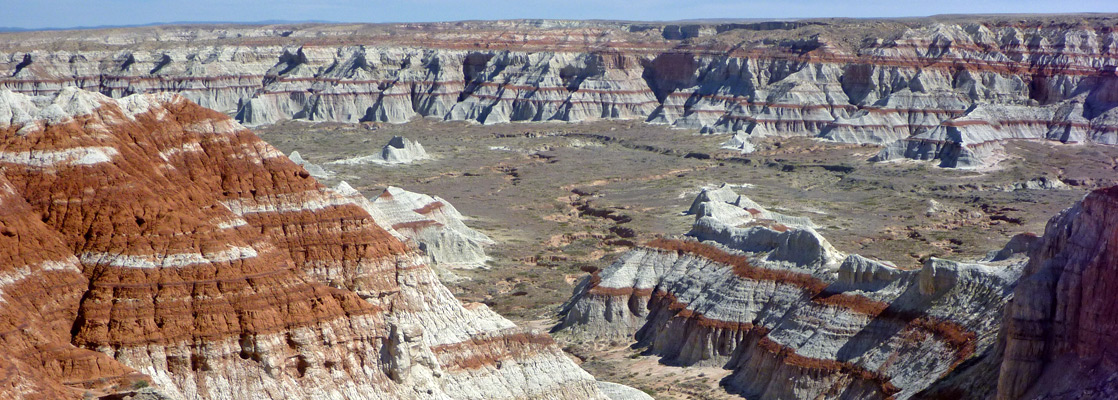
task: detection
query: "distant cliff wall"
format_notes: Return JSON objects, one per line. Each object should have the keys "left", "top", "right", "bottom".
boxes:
{"left": 2, "top": 19, "right": 1117, "bottom": 167}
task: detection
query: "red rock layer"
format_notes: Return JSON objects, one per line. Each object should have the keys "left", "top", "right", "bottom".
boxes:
{"left": 431, "top": 331, "right": 555, "bottom": 372}
{"left": 0, "top": 175, "right": 144, "bottom": 398}
{"left": 998, "top": 186, "right": 1118, "bottom": 399}
{"left": 4, "top": 19, "right": 1118, "bottom": 138}
{"left": 1, "top": 97, "right": 392, "bottom": 339}
{"left": 143, "top": 100, "right": 410, "bottom": 294}
{"left": 579, "top": 239, "right": 979, "bottom": 398}
{"left": 0, "top": 91, "right": 406, "bottom": 398}
{"left": 1, "top": 89, "right": 607, "bottom": 399}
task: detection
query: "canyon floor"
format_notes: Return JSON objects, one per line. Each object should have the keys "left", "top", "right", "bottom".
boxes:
{"left": 255, "top": 118, "right": 1118, "bottom": 397}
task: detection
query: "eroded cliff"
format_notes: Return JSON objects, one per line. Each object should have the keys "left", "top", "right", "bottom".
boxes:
{"left": 559, "top": 185, "right": 1029, "bottom": 399}
{"left": 0, "top": 88, "right": 606, "bottom": 399}
{"left": 337, "top": 183, "right": 494, "bottom": 269}
{"left": 998, "top": 186, "right": 1118, "bottom": 399}
{"left": 2, "top": 17, "right": 1117, "bottom": 168}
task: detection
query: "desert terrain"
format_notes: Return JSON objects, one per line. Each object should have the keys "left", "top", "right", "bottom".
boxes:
{"left": 3, "top": 14, "right": 1118, "bottom": 399}
{"left": 254, "top": 116, "right": 1118, "bottom": 397}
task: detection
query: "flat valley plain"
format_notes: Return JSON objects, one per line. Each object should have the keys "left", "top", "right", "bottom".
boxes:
{"left": 256, "top": 118, "right": 1118, "bottom": 397}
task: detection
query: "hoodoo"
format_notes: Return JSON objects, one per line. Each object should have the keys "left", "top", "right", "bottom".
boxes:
{"left": 0, "top": 88, "right": 606, "bottom": 400}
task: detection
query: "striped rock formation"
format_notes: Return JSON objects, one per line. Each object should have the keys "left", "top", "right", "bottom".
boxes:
{"left": 997, "top": 186, "right": 1118, "bottom": 399}
{"left": 336, "top": 183, "right": 494, "bottom": 269}
{"left": 2, "top": 17, "right": 1117, "bottom": 167}
{"left": 559, "top": 186, "right": 1028, "bottom": 399}
{"left": 870, "top": 101, "right": 1110, "bottom": 168}
{"left": 0, "top": 88, "right": 606, "bottom": 400}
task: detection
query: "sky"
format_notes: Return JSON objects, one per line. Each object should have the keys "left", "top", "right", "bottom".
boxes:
{"left": 2, "top": 0, "right": 1117, "bottom": 30}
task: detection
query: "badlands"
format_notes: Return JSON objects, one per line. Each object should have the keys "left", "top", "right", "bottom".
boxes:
{"left": 2, "top": 14, "right": 1118, "bottom": 400}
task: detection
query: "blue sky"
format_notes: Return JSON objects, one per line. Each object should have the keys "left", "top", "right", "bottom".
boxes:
{"left": 3, "top": 0, "right": 1117, "bottom": 30}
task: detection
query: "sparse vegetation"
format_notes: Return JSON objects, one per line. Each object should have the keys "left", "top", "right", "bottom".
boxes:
{"left": 254, "top": 117, "right": 1118, "bottom": 399}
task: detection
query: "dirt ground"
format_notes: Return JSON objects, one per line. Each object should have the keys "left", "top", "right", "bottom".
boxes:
{"left": 254, "top": 117, "right": 1118, "bottom": 399}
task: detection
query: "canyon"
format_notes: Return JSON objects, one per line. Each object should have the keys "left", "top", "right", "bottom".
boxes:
{"left": 1, "top": 14, "right": 1118, "bottom": 400}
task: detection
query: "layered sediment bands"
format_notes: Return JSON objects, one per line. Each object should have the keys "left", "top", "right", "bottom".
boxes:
{"left": 0, "top": 88, "right": 606, "bottom": 399}
{"left": 0, "top": 176, "right": 144, "bottom": 399}
{"left": 559, "top": 186, "right": 1024, "bottom": 399}
{"left": 337, "top": 185, "right": 494, "bottom": 269}
{"left": 997, "top": 186, "right": 1118, "bottom": 399}
{"left": 870, "top": 100, "right": 1113, "bottom": 168}
{"left": 2, "top": 17, "right": 1117, "bottom": 167}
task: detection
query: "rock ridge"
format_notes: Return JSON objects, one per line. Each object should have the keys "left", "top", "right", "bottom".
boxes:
{"left": 997, "top": 186, "right": 1118, "bottom": 399}
{"left": 559, "top": 185, "right": 1026, "bottom": 399}
{"left": 0, "top": 88, "right": 606, "bottom": 399}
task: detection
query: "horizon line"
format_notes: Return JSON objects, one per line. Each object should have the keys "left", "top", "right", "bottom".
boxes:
{"left": 4, "top": 12, "right": 1117, "bottom": 34}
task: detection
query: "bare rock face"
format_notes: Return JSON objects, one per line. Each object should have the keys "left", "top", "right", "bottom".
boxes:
{"left": 2, "top": 18, "right": 1117, "bottom": 168}
{"left": 997, "top": 186, "right": 1118, "bottom": 400}
{"left": 0, "top": 88, "right": 605, "bottom": 400}
{"left": 869, "top": 102, "right": 1095, "bottom": 169}
{"left": 336, "top": 183, "right": 494, "bottom": 269}
{"left": 560, "top": 185, "right": 1025, "bottom": 399}
{"left": 719, "top": 132, "right": 757, "bottom": 154}
{"left": 288, "top": 150, "right": 331, "bottom": 178}
{"left": 0, "top": 163, "right": 143, "bottom": 399}
{"left": 330, "top": 136, "right": 430, "bottom": 165}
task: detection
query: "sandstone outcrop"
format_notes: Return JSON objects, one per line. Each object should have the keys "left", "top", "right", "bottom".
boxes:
{"left": 687, "top": 184, "right": 819, "bottom": 230}
{"left": 330, "top": 136, "right": 430, "bottom": 165}
{"left": 3, "top": 17, "right": 1117, "bottom": 168}
{"left": 0, "top": 88, "right": 606, "bottom": 399}
{"left": 869, "top": 102, "right": 1106, "bottom": 168}
{"left": 0, "top": 159, "right": 145, "bottom": 399}
{"left": 719, "top": 131, "right": 757, "bottom": 154}
{"left": 560, "top": 185, "right": 1026, "bottom": 399}
{"left": 997, "top": 186, "right": 1118, "bottom": 399}
{"left": 336, "top": 183, "right": 494, "bottom": 269}
{"left": 288, "top": 150, "right": 332, "bottom": 178}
